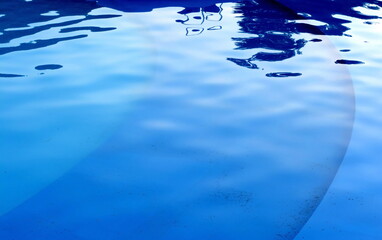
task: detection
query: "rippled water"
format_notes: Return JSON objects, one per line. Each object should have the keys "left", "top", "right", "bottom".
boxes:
{"left": 0, "top": 0, "right": 380, "bottom": 239}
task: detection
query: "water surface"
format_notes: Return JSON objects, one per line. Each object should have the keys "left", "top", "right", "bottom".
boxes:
{"left": 0, "top": 0, "right": 380, "bottom": 239}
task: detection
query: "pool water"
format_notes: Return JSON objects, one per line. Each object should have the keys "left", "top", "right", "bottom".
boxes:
{"left": 0, "top": 1, "right": 381, "bottom": 239}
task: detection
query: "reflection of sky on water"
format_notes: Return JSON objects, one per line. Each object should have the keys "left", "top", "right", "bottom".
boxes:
{"left": 0, "top": 0, "right": 381, "bottom": 239}
{"left": 0, "top": 0, "right": 379, "bottom": 73}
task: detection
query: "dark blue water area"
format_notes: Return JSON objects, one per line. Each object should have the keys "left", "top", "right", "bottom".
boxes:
{"left": 335, "top": 59, "right": 365, "bottom": 65}
{"left": 35, "top": 64, "right": 63, "bottom": 70}
{"left": 0, "top": 0, "right": 381, "bottom": 239}
{"left": 0, "top": 73, "right": 25, "bottom": 78}
{"left": 265, "top": 72, "right": 302, "bottom": 78}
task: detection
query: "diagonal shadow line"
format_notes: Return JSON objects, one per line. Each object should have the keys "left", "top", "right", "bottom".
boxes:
{"left": 267, "top": 0, "right": 355, "bottom": 239}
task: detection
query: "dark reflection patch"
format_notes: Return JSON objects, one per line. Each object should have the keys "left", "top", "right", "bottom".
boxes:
{"left": 335, "top": 59, "right": 365, "bottom": 65}
{"left": 0, "top": 73, "right": 25, "bottom": 78}
{"left": 266, "top": 72, "right": 302, "bottom": 77}
{"left": 35, "top": 64, "right": 63, "bottom": 70}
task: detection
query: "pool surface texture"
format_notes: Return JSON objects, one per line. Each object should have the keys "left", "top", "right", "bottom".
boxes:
{"left": 0, "top": 0, "right": 381, "bottom": 239}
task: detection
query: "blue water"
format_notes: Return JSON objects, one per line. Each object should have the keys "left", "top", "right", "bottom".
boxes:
{"left": 0, "top": 0, "right": 380, "bottom": 239}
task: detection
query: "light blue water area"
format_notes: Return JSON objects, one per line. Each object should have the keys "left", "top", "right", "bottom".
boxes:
{"left": 0, "top": 0, "right": 380, "bottom": 239}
